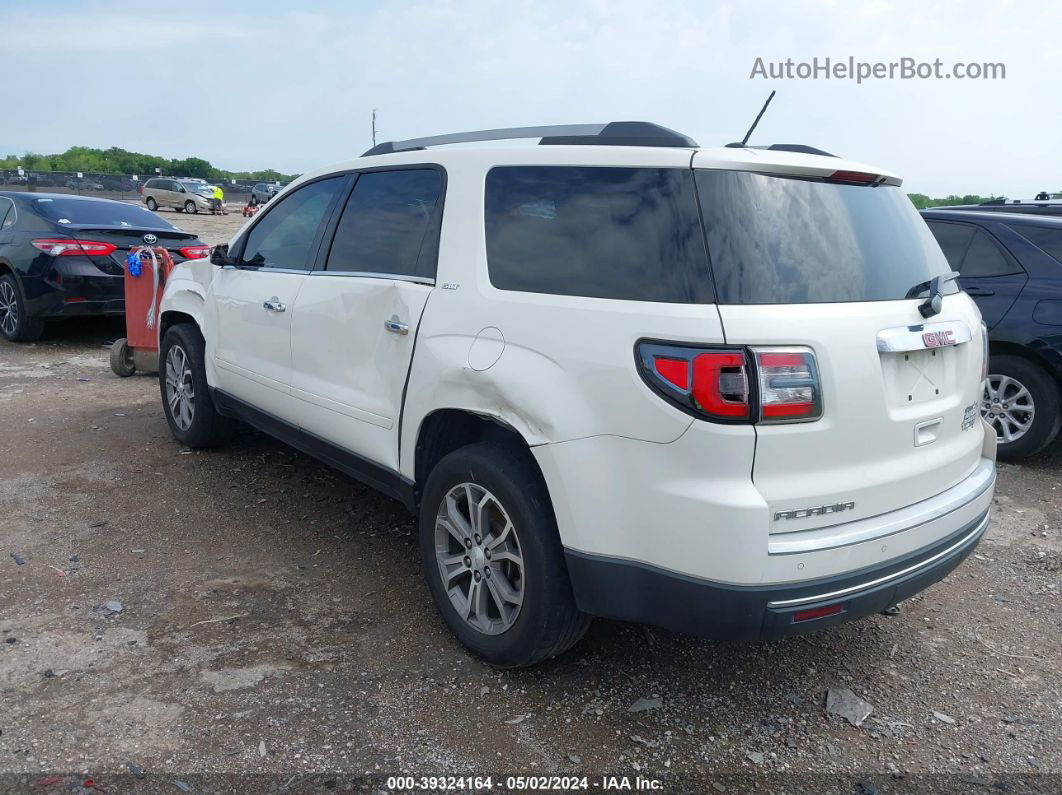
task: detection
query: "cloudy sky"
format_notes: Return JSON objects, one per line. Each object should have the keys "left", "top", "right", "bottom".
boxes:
{"left": 1, "top": 0, "right": 1057, "bottom": 197}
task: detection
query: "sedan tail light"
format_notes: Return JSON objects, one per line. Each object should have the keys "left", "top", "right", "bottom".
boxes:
{"left": 637, "top": 341, "right": 821, "bottom": 424}
{"left": 178, "top": 245, "right": 210, "bottom": 259}
{"left": 32, "top": 239, "right": 117, "bottom": 257}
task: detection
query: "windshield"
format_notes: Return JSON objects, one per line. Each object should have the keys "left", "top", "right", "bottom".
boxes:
{"left": 181, "top": 182, "right": 213, "bottom": 194}
{"left": 32, "top": 198, "right": 179, "bottom": 229}
{"left": 695, "top": 170, "right": 954, "bottom": 304}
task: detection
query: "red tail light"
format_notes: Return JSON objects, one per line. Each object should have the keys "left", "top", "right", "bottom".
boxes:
{"left": 692, "top": 352, "right": 750, "bottom": 419}
{"left": 178, "top": 245, "right": 210, "bottom": 259}
{"left": 826, "top": 170, "right": 878, "bottom": 185}
{"left": 753, "top": 349, "right": 822, "bottom": 422}
{"left": 31, "top": 239, "right": 117, "bottom": 257}
{"left": 637, "top": 342, "right": 821, "bottom": 424}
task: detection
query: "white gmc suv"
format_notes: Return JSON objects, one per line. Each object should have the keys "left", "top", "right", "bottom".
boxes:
{"left": 158, "top": 122, "right": 997, "bottom": 667}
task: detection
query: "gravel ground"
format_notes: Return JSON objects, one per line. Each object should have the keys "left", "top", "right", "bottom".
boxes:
{"left": 1, "top": 226, "right": 1059, "bottom": 792}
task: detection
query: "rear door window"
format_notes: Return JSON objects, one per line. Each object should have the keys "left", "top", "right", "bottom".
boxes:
{"left": 485, "top": 166, "right": 713, "bottom": 303}
{"left": 324, "top": 168, "right": 443, "bottom": 278}
{"left": 240, "top": 176, "right": 345, "bottom": 269}
{"left": 696, "top": 170, "right": 953, "bottom": 304}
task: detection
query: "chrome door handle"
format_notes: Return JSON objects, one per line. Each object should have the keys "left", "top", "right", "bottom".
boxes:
{"left": 263, "top": 297, "right": 286, "bottom": 312}
{"left": 384, "top": 315, "right": 408, "bottom": 335}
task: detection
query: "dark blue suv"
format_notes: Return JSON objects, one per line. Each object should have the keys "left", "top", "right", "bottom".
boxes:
{"left": 922, "top": 209, "right": 1062, "bottom": 460}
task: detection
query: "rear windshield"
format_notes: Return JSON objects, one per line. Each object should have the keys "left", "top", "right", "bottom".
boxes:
{"left": 31, "top": 198, "right": 177, "bottom": 229}
{"left": 1014, "top": 224, "right": 1062, "bottom": 264}
{"left": 485, "top": 166, "right": 714, "bottom": 303}
{"left": 695, "top": 171, "right": 953, "bottom": 304}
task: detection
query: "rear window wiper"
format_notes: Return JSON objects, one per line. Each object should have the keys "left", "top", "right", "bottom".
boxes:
{"left": 906, "top": 271, "right": 960, "bottom": 317}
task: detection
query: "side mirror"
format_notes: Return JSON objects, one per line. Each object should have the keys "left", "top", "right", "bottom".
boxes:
{"left": 210, "top": 243, "right": 232, "bottom": 266}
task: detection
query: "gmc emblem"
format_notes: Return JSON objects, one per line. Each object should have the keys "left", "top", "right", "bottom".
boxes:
{"left": 922, "top": 329, "right": 955, "bottom": 348}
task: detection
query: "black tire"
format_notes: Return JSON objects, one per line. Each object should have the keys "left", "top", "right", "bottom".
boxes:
{"left": 158, "top": 323, "right": 235, "bottom": 448}
{"left": 184, "top": 200, "right": 198, "bottom": 214}
{"left": 109, "top": 337, "right": 135, "bottom": 377}
{"left": 145, "top": 197, "right": 158, "bottom": 211}
{"left": 0, "top": 273, "right": 45, "bottom": 342}
{"left": 985, "top": 354, "right": 1062, "bottom": 461}
{"left": 419, "top": 442, "right": 590, "bottom": 667}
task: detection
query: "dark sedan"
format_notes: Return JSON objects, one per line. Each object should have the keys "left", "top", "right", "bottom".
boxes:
{"left": 0, "top": 192, "right": 209, "bottom": 341}
{"left": 922, "top": 209, "right": 1062, "bottom": 459}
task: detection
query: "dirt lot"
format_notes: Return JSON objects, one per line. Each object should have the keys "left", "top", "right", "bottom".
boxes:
{"left": 1, "top": 209, "right": 1060, "bottom": 793}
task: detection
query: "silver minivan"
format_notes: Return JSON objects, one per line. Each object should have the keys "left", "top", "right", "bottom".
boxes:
{"left": 141, "top": 178, "right": 217, "bottom": 214}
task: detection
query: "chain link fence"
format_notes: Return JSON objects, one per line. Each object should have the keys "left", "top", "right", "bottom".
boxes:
{"left": 0, "top": 169, "right": 258, "bottom": 204}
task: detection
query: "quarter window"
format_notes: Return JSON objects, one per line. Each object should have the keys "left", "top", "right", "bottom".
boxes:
{"left": 324, "top": 169, "right": 443, "bottom": 278}
{"left": 485, "top": 166, "right": 713, "bottom": 302}
{"left": 1014, "top": 225, "right": 1062, "bottom": 264}
{"left": 960, "top": 229, "right": 1020, "bottom": 277}
{"left": 240, "top": 176, "right": 345, "bottom": 270}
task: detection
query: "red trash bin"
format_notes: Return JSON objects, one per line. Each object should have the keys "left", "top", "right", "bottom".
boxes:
{"left": 109, "top": 246, "right": 175, "bottom": 377}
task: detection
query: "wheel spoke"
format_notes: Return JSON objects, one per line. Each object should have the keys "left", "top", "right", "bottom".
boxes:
{"left": 468, "top": 490, "right": 490, "bottom": 537}
{"left": 487, "top": 568, "right": 523, "bottom": 606}
{"left": 438, "top": 515, "right": 469, "bottom": 548}
{"left": 485, "top": 519, "right": 514, "bottom": 551}
{"left": 444, "top": 493, "right": 474, "bottom": 540}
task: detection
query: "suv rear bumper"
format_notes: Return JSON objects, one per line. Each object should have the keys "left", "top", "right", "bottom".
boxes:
{"left": 564, "top": 509, "right": 988, "bottom": 641}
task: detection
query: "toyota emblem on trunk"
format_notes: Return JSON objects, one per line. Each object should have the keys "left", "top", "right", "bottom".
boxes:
{"left": 142, "top": 233, "right": 158, "bottom": 245}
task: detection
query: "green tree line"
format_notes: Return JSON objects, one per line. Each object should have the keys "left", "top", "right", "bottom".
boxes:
{"left": 0, "top": 146, "right": 297, "bottom": 184}
{"left": 908, "top": 193, "right": 1007, "bottom": 209}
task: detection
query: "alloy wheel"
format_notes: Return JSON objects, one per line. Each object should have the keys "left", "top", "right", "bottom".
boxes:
{"left": 164, "top": 344, "right": 195, "bottom": 431}
{"left": 434, "top": 483, "right": 524, "bottom": 635}
{"left": 0, "top": 280, "right": 18, "bottom": 337}
{"left": 983, "top": 374, "right": 1035, "bottom": 444}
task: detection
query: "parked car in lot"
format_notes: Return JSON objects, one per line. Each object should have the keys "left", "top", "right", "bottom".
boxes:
{"left": 923, "top": 209, "right": 1062, "bottom": 459}
{"left": 141, "top": 178, "right": 219, "bottom": 214}
{"left": 158, "top": 122, "right": 995, "bottom": 666}
{"left": 0, "top": 192, "right": 209, "bottom": 341}
{"left": 64, "top": 177, "right": 105, "bottom": 191}
{"left": 250, "top": 183, "right": 283, "bottom": 204}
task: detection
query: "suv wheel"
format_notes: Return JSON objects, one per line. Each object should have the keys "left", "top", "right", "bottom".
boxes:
{"left": 184, "top": 200, "right": 198, "bottom": 214}
{"left": 159, "top": 324, "right": 235, "bottom": 448}
{"left": 983, "top": 355, "right": 1062, "bottom": 461}
{"left": 419, "top": 442, "right": 590, "bottom": 667}
{"left": 145, "top": 197, "right": 158, "bottom": 211}
{"left": 0, "top": 274, "right": 45, "bottom": 342}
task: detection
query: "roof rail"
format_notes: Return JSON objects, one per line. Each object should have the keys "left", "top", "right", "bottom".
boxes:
{"left": 724, "top": 142, "right": 837, "bottom": 157}
{"left": 362, "top": 121, "right": 697, "bottom": 157}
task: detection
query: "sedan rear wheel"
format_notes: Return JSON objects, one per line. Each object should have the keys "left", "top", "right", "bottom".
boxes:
{"left": 0, "top": 274, "right": 45, "bottom": 342}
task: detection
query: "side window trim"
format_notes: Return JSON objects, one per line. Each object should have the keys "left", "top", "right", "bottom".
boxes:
{"left": 312, "top": 163, "right": 447, "bottom": 282}
{"left": 230, "top": 173, "right": 352, "bottom": 271}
